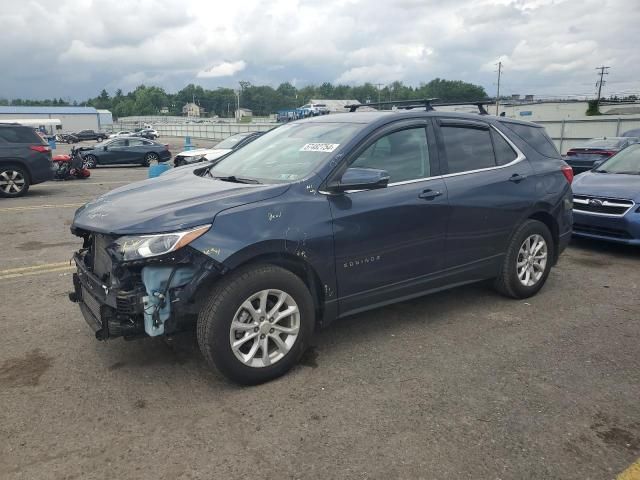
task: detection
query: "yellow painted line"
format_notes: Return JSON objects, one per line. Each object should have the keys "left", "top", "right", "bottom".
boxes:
{"left": 0, "top": 265, "right": 75, "bottom": 280}
{"left": 33, "top": 181, "right": 133, "bottom": 187}
{"left": 0, "top": 203, "right": 83, "bottom": 213}
{"left": 618, "top": 458, "right": 640, "bottom": 480}
{"left": 0, "top": 261, "right": 72, "bottom": 275}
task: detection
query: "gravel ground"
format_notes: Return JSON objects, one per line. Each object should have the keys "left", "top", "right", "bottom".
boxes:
{"left": 0, "top": 160, "right": 638, "bottom": 480}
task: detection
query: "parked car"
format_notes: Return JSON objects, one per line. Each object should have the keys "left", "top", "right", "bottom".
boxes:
{"left": 56, "top": 133, "right": 79, "bottom": 144}
{"left": 108, "top": 131, "right": 134, "bottom": 139}
{"left": 70, "top": 111, "right": 572, "bottom": 384}
{"left": 572, "top": 143, "right": 640, "bottom": 245}
{"left": 622, "top": 128, "right": 640, "bottom": 138}
{"left": 0, "top": 123, "right": 54, "bottom": 197}
{"left": 131, "top": 128, "right": 159, "bottom": 140}
{"left": 74, "top": 129, "right": 108, "bottom": 142}
{"left": 299, "top": 103, "right": 329, "bottom": 117}
{"left": 564, "top": 137, "right": 638, "bottom": 173}
{"left": 80, "top": 137, "right": 171, "bottom": 168}
{"left": 173, "top": 131, "right": 263, "bottom": 167}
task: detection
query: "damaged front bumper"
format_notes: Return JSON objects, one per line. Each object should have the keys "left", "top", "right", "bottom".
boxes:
{"left": 70, "top": 242, "right": 221, "bottom": 340}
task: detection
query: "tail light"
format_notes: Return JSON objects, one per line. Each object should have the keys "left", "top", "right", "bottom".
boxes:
{"left": 561, "top": 165, "right": 574, "bottom": 184}
{"left": 600, "top": 150, "right": 617, "bottom": 157}
{"left": 30, "top": 145, "right": 51, "bottom": 153}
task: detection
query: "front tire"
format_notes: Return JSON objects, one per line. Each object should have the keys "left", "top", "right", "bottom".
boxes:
{"left": 494, "top": 219, "right": 553, "bottom": 299}
{"left": 0, "top": 165, "right": 30, "bottom": 197}
{"left": 83, "top": 155, "right": 97, "bottom": 169}
{"left": 197, "top": 264, "right": 314, "bottom": 385}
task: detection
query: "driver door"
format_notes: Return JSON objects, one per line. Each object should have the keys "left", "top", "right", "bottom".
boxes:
{"left": 102, "top": 139, "right": 128, "bottom": 164}
{"left": 327, "top": 120, "right": 449, "bottom": 316}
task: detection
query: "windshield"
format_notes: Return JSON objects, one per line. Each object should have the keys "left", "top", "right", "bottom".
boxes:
{"left": 598, "top": 144, "right": 640, "bottom": 174}
{"left": 209, "top": 122, "right": 363, "bottom": 183}
{"left": 216, "top": 133, "right": 252, "bottom": 149}
{"left": 582, "top": 138, "right": 625, "bottom": 149}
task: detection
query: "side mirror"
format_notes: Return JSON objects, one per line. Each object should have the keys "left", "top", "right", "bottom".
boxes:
{"left": 327, "top": 167, "right": 390, "bottom": 192}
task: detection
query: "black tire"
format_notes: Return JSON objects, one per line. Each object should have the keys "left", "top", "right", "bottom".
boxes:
{"left": 142, "top": 152, "right": 158, "bottom": 167}
{"left": 83, "top": 155, "right": 97, "bottom": 169}
{"left": 494, "top": 219, "right": 554, "bottom": 299}
{"left": 0, "top": 164, "right": 30, "bottom": 198}
{"left": 197, "top": 264, "right": 315, "bottom": 385}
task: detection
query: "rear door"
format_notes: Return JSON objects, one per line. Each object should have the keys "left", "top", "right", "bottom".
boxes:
{"left": 435, "top": 118, "right": 534, "bottom": 271}
{"left": 328, "top": 119, "right": 450, "bottom": 315}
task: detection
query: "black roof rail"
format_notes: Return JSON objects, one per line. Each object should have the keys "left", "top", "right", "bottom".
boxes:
{"left": 344, "top": 98, "right": 440, "bottom": 112}
{"left": 344, "top": 98, "right": 495, "bottom": 115}
{"left": 431, "top": 100, "right": 494, "bottom": 115}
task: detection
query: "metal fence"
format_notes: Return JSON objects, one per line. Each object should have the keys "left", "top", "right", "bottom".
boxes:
{"left": 108, "top": 121, "right": 276, "bottom": 140}
{"left": 536, "top": 116, "right": 640, "bottom": 154}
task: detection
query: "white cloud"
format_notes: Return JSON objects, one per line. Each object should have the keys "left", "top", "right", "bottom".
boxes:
{"left": 0, "top": 0, "right": 638, "bottom": 99}
{"left": 197, "top": 61, "right": 247, "bottom": 78}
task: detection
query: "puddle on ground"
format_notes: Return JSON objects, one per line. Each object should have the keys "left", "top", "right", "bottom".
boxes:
{"left": 0, "top": 349, "right": 53, "bottom": 387}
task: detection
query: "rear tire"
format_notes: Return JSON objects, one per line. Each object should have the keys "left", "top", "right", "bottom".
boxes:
{"left": 494, "top": 219, "right": 553, "bottom": 299}
{"left": 0, "top": 165, "right": 30, "bottom": 198}
{"left": 142, "top": 152, "right": 159, "bottom": 167}
{"left": 197, "top": 264, "right": 314, "bottom": 385}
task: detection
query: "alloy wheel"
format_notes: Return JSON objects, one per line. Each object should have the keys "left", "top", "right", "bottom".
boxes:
{"left": 0, "top": 170, "right": 26, "bottom": 195}
{"left": 229, "top": 289, "right": 300, "bottom": 368}
{"left": 516, "top": 234, "right": 548, "bottom": 287}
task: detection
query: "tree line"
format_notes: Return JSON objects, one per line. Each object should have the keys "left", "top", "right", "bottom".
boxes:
{"left": 0, "top": 78, "right": 491, "bottom": 118}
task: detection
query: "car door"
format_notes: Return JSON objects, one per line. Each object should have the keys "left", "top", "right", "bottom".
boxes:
{"left": 327, "top": 119, "right": 449, "bottom": 315}
{"left": 102, "top": 139, "right": 127, "bottom": 164}
{"left": 434, "top": 118, "right": 535, "bottom": 272}
{"left": 127, "top": 138, "right": 148, "bottom": 163}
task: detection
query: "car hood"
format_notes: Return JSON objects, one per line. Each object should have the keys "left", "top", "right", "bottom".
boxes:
{"left": 176, "top": 148, "right": 216, "bottom": 157}
{"left": 72, "top": 171, "right": 289, "bottom": 235}
{"left": 573, "top": 171, "right": 640, "bottom": 202}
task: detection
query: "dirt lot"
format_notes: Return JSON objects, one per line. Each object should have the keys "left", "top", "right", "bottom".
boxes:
{"left": 0, "top": 145, "right": 639, "bottom": 479}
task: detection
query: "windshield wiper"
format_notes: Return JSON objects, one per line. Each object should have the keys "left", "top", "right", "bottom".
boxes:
{"left": 213, "top": 175, "right": 261, "bottom": 184}
{"left": 593, "top": 169, "right": 609, "bottom": 173}
{"left": 613, "top": 171, "right": 639, "bottom": 175}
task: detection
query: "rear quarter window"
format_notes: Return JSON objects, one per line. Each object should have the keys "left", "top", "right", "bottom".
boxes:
{"left": 0, "top": 127, "right": 43, "bottom": 144}
{"left": 501, "top": 122, "right": 560, "bottom": 158}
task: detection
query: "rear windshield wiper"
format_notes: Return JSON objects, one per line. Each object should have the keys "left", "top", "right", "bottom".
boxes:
{"left": 213, "top": 175, "right": 261, "bottom": 184}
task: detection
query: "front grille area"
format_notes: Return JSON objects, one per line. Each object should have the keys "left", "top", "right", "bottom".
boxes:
{"left": 573, "top": 223, "right": 632, "bottom": 239}
{"left": 573, "top": 195, "right": 634, "bottom": 216}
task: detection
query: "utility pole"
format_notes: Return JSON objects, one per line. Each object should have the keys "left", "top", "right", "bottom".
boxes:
{"left": 495, "top": 61, "right": 502, "bottom": 116}
{"left": 375, "top": 83, "right": 384, "bottom": 105}
{"left": 595, "top": 65, "right": 610, "bottom": 109}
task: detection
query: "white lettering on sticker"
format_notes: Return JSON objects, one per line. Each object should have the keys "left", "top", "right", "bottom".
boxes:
{"left": 300, "top": 143, "right": 340, "bottom": 153}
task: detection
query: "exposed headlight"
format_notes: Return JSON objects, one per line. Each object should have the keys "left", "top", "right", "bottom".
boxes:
{"left": 111, "top": 224, "right": 211, "bottom": 261}
{"left": 187, "top": 154, "right": 207, "bottom": 163}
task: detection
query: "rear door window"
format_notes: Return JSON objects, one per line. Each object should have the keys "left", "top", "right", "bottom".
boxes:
{"left": 0, "top": 127, "right": 43, "bottom": 144}
{"left": 440, "top": 125, "right": 496, "bottom": 174}
{"left": 502, "top": 122, "right": 560, "bottom": 158}
{"left": 492, "top": 130, "right": 518, "bottom": 165}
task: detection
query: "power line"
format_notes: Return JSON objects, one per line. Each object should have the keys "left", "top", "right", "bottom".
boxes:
{"left": 595, "top": 65, "right": 610, "bottom": 108}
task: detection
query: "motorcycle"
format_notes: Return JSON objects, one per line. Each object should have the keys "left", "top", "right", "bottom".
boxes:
{"left": 53, "top": 146, "right": 91, "bottom": 180}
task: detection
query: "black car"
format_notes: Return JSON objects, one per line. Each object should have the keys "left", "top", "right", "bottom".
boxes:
{"left": 56, "top": 133, "right": 79, "bottom": 144}
{"left": 0, "top": 123, "right": 54, "bottom": 197}
{"left": 81, "top": 137, "right": 171, "bottom": 168}
{"left": 74, "top": 130, "right": 108, "bottom": 142}
{"left": 564, "top": 137, "right": 638, "bottom": 173}
{"left": 70, "top": 105, "right": 573, "bottom": 384}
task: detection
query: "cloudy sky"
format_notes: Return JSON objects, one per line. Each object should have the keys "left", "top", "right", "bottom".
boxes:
{"left": 1, "top": 0, "right": 638, "bottom": 100}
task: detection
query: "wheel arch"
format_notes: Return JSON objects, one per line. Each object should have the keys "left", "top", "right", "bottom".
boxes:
{"left": 232, "top": 252, "right": 326, "bottom": 323}
{"left": 528, "top": 210, "right": 560, "bottom": 263}
{"left": 0, "top": 158, "right": 32, "bottom": 183}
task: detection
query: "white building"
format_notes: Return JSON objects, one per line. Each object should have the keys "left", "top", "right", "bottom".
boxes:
{"left": 0, "top": 106, "right": 112, "bottom": 133}
{"left": 182, "top": 102, "right": 204, "bottom": 117}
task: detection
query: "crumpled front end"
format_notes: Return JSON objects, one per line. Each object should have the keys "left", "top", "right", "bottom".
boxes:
{"left": 69, "top": 229, "right": 222, "bottom": 340}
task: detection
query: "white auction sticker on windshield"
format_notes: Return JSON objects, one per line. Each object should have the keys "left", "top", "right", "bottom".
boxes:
{"left": 300, "top": 143, "right": 340, "bottom": 152}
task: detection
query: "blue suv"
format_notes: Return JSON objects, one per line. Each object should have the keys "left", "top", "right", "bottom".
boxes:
{"left": 70, "top": 108, "right": 573, "bottom": 384}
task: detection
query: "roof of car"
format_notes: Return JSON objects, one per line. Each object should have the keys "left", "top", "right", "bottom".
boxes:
{"left": 297, "top": 110, "right": 543, "bottom": 128}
